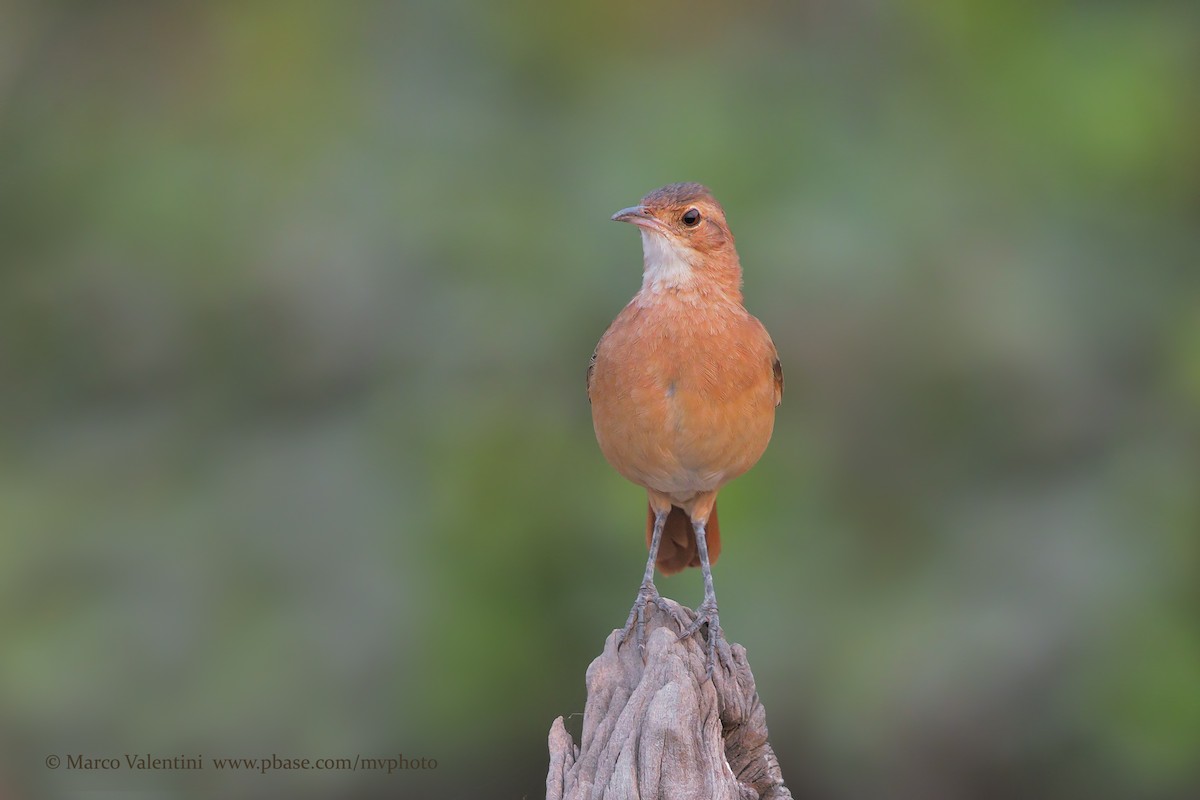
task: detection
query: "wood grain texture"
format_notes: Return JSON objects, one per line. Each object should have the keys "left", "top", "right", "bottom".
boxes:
{"left": 546, "top": 598, "right": 791, "bottom": 800}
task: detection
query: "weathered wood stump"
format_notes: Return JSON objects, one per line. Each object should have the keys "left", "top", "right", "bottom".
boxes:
{"left": 546, "top": 597, "right": 792, "bottom": 800}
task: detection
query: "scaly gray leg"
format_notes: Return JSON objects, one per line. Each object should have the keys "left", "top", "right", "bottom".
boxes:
{"left": 679, "top": 518, "right": 721, "bottom": 679}
{"left": 620, "top": 508, "right": 668, "bottom": 654}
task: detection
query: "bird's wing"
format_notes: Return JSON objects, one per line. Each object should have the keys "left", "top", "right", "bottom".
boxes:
{"left": 586, "top": 346, "right": 598, "bottom": 404}
{"left": 749, "top": 313, "right": 783, "bottom": 407}
{"left": 772, "top": 355, "right": 783, "bottom": 407}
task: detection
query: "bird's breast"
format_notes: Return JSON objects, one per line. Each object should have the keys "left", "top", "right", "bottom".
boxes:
{"left": 590, "top": 298, "right": 777, "bottom": 496}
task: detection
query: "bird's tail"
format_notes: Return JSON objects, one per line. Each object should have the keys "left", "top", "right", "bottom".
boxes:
{"left": 647, "top": 502, "right": 721, "bottom": 576}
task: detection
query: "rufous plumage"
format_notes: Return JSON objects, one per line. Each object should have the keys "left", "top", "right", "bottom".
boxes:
{"left": 588, "top": 182, "right": 782, "bottom": 676}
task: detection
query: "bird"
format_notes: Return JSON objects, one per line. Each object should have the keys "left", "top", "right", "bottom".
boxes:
{"left": 587, "top": 182, "right": 783, "bottom": 677}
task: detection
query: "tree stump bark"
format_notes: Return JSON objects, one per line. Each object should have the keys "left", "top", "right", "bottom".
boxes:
{"left": 546, "top": 597, "right": 792, "bottom": 800}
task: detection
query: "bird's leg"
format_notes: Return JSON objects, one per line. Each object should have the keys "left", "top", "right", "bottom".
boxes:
{"left": 621, "top": 508, "right": 668, "bottom": 654}
{"left": 679, "top": 518, "right": 721, "bottom": 679}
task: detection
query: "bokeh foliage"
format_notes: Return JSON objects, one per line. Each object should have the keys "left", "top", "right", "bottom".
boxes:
{"left": 1, "top": 1, "right": 1197, "bottom": 798}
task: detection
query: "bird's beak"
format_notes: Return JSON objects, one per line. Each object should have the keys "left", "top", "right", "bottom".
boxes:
{"left": 611, "top": 205, "right": 667, "bottom": 234}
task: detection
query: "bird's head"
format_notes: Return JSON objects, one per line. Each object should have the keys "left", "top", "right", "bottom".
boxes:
{"left": 612, "top": 182, "right": 741, "bottom": 295}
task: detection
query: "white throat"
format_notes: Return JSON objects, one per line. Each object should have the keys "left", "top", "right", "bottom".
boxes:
{"left": 639, "top": 230, "right": 696, "bottom": 294}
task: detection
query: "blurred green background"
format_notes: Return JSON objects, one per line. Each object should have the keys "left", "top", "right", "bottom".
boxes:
{"left": 1, "top": 1, "right": 1198, "bottom": 798}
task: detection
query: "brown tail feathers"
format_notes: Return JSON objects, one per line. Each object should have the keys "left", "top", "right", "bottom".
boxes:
{"left": 645, "top": 502, "right": 721, "bottom": 576}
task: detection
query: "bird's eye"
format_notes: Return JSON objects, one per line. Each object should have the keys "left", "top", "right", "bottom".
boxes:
{"left": 681, "top": 208, "right": 702, "bottom": 227}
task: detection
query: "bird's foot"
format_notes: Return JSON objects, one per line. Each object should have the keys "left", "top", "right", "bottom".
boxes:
{"left": 620, "top": 582, "right": 661, "bottom": 654}
{"left": 679, "top": 599, "right": 722, "bottom": 680}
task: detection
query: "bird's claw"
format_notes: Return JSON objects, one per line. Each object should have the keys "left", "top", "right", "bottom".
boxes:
{"left": 620, "top": 582, "right": 661, "bottom": 654}
{"left": 679, "top": 599, "right": 722, "bottom": 679}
